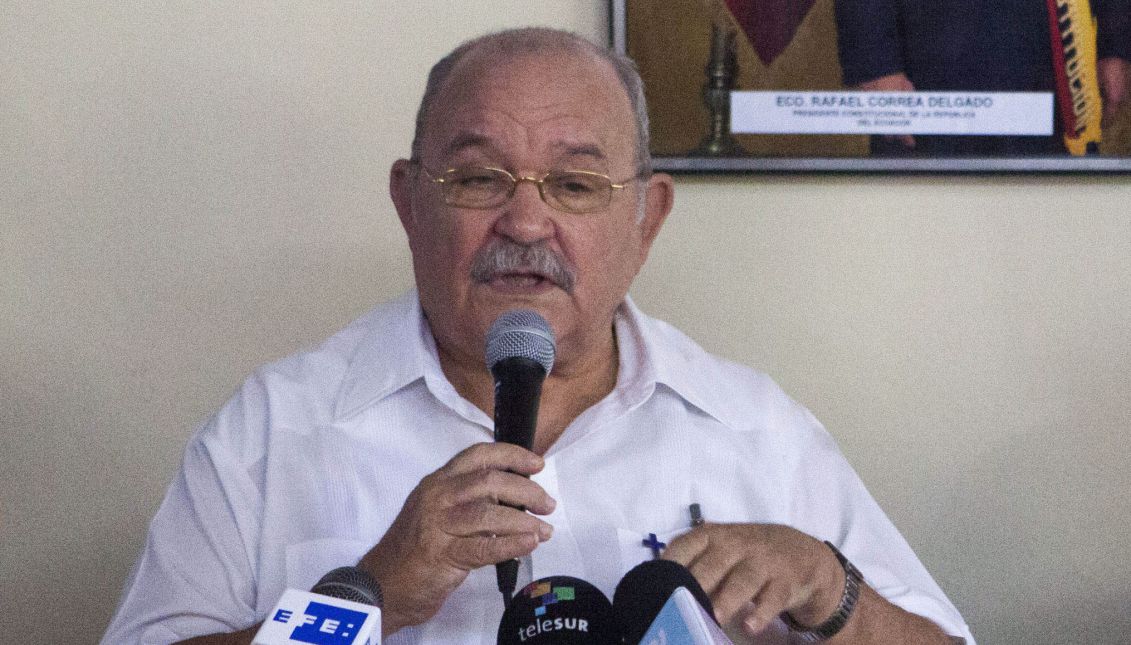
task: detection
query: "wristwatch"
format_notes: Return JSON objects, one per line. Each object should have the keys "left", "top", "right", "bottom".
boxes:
{"left": 781, "top": 541, "right": 863, "bottom": 643}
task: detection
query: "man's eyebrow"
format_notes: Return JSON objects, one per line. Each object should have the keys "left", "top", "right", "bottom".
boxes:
{"left": 555, "top": 143, "right": 607, "bottom": 161}
{"left": 444, "top": 133, "right": 497, "bottom": 157}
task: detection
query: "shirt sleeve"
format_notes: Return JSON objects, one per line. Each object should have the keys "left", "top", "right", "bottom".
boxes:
{"left": 783, "top": 416, "right": 976, "bottom": 643}
{"left": 834, "top": 0, "right": 907, "bottom": 86}
{"left": 100, "top": 413, "right": 265, "bottom": 644}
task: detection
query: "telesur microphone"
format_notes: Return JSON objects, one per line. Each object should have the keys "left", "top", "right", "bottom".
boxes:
{"left": 497, "top": 575, "right": 618, "bottom": 644}
{"left": 485, "top": 309, "right": 556, "bottom": 601}
{"left": 613, "top": 560, "right": 733, "bottom": 645}
{"left": 253, "top": 566, "right": 384, "bottom": 645}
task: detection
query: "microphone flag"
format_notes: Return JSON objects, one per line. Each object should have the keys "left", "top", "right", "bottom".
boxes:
{"left": 497, "top": 575, "right": 617, "bottom": 644}
{"left": 637, "top": 587, "right": 735, "bottom": 645}
{"left": 613, "top": 559, "right": 731, "bottom": 645}
{"left": 252, "top": 590, "right": 380, "bottom": 645}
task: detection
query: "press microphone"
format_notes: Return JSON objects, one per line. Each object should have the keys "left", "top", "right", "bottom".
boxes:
{"left": 497, "top": 575, "right": 618, "bottom": 644}
{"left": 613, "top": 560, "right": 732, "bottom": 645}
{"left": 253, "top": 566, "right": 383, "bottom": 645}
{"left": 485, "top": 309, "right": 556, "bottom": 601}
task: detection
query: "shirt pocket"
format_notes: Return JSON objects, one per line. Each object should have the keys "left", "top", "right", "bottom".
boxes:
{"left": 284, "top": 537, "right": 372, "bottom": 592}
{"left": 615, "top": 526, "right": 691, "bottom": 575}
{"left": 614, "top": 527, "right": 793, "bottom": 645}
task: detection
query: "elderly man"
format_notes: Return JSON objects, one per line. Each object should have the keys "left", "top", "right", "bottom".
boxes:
{"left": 103, "top": 28, "right": 973, "bottom": 644}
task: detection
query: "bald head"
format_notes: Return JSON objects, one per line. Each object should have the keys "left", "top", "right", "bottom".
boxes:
{"left": 410, "top": 27, "right": 652, "bottom": 176}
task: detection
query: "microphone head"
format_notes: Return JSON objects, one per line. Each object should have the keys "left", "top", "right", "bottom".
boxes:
{"left": 311, "top": 566, "right": 383, "bottom": 608}
{"left": 497, "top": 575, "right": 617, "bottom": 645}
{"left": 613, "top": 559, "right": 716, "bottom": 644}
{"left": 486, "top": 309, "right": 556, "bottom": 375}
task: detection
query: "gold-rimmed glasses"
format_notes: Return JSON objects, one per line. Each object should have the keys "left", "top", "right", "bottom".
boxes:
{"left": 418, "top": 165, "right": 637, "bottom": 214}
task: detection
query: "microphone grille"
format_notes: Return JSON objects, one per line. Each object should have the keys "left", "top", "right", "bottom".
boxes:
{"left": 485, "top": 309, "right": 556, "bottom": 374}
{"left": 311, "top": 566, "right": 383, "bottom": 608}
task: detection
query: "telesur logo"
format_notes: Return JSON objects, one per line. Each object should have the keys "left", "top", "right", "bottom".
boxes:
{"left": 270, "top": 600, "right": 369, "bottom": 644}
{"left": 516, "top": 581, "right": 589, "bottom": 642}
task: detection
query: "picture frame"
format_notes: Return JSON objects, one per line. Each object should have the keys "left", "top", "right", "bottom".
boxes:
{"left": 610, "top": 0, "right": 1131, "bottom": 173}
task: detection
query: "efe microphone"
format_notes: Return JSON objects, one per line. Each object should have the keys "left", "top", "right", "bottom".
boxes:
{"left": 485, "top": 309, "right": 556, "bottom": 602}
{"left": 253, "top": 566, "right": 384, "bottom": 645}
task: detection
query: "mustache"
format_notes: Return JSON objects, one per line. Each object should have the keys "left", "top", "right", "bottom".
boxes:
{"left": 470, "top": 240, "right": 576, "bottom": 293}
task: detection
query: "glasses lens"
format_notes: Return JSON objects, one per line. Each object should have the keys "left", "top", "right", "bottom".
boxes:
{"left": 544, "top": 171, "right": 612, "bottom": 213}
{"left": 442, "top": 167, "right": 512, "bottom": 208}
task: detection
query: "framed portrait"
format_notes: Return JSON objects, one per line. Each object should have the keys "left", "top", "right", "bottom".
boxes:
{"left": 610, "top": 0, "right": 1131, "bottom": 172}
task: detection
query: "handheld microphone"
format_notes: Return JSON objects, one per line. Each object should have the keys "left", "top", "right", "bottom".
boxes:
{"left": 613, "top": 560, "right": 732, "bottom": 645}
{"left": 253, "top": 566, "right": 383, "bottom": 645}
{"left": 497, "top": 575, "right": 618, "bottom": 645}
{"left": 486, "top": 309, "right": 556, "bottom": 450}
{"left": 485, "top": 310, "right": 556, "bottom": 601}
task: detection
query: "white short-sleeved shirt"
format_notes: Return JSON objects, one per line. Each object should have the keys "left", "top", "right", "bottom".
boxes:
{"left": 102, "top": 290, "right": 974, "bottom": 644}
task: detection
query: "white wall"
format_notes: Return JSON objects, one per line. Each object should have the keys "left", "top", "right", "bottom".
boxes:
{"left": 2, "top": 3, "right": 1129, "bottom": 643}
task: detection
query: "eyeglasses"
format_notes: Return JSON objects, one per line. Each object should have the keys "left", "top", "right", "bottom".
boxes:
{"left": 418, "top": 165, "right": 637, "bottom": 214}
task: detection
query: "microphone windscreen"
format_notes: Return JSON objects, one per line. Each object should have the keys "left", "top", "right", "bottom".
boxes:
{"left": 311, "top": 566, "right": 383, "bottom": 608}
{"left": 613, "top": 559, "right": 716, "bottom": 644}
{"left": 485, "top": 309, "right": 556, "bottom": 374}
{"left": 497, "top": 575, "right": 617, "bottom": 644}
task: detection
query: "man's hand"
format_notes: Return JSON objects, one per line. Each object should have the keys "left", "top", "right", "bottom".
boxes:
{"left": 855, "top": 72, "right": 917, "bottom": 149}
{"left": 357, "top": 443, "right": 556, "bottom": 637}
{"left": 662, "top": 523, "right": 843, "bottom": 638}
{"left": 664, "top": 523, "right": 956, "bottom": 643}
{"left": 1099, "top": 56, "right": 1130, "bottom": 125}
{"left": 856, "top": 72, "right": 915, "bottom": 94}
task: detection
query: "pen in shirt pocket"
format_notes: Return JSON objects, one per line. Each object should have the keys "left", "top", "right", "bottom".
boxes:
{"left": 689, "top": 503, "right": 704, "bottom": 527}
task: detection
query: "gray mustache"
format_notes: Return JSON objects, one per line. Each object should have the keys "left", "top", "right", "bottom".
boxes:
{"left": 470, "top": 240, "right": 576, "bottom": 293}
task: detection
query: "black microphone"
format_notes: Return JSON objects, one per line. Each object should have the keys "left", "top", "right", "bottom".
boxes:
{"left": 486, "top": 309, "right": 556, "bottom": 450}
{"left": 485, "top": 309, "right": 556, "bottom": 602}
{"left": 613, "top": 559, "right": 730, "bottom": 644}
{"left": 497, "top": 575, "right": 618, "bottom": 644}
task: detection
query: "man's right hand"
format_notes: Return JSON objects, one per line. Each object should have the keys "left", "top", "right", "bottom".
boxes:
{"left": 856, "top": 72, "right": 917, "bottom": 149}
{"left": 356, "top": 442, "right": 556, "bottom": 637}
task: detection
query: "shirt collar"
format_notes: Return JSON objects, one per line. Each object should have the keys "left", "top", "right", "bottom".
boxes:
{"left": 613, "top": 297, "right": 736, "bottom": 430}
{"left": 335, "top": 290, "right": 734, "bottom": 430}
{"left": 334, "top": 289, "right": 435, "bottom": 420}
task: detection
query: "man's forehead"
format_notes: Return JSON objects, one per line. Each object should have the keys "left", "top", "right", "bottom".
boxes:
{"left": 441, "top": 130, "right": 610, "bottom": 163}
{"left": 422, "top": 48, "right": 634, "bottom": 163}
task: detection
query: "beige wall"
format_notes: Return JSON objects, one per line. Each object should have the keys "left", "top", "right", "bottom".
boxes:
{"left": 2, "top": 3, "right": 1129, "bottom": 643}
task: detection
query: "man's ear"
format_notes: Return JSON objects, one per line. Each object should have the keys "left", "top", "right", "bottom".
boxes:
{"left": 389, "top": 159, "right": 417, "bottom": 236}
{"left": 636, "top": 172, "right": 675, "bottom": 264}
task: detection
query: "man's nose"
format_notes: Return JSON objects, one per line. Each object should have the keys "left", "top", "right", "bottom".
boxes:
{"left": 493, "top": 177, "right": 555, "bottom": 243}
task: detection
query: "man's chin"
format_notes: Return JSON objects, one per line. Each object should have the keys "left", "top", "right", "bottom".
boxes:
{"left": 466, "top": 281, "right": 567, "bottom": 340}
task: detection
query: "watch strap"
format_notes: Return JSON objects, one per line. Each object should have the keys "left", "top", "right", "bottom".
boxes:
{"left": 781, "top": 540, "right": 863, "bottom": 643}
